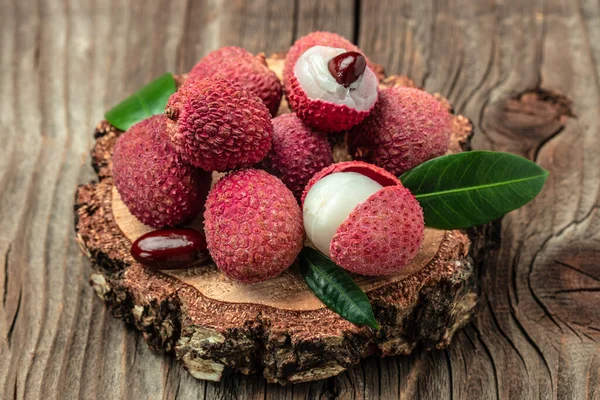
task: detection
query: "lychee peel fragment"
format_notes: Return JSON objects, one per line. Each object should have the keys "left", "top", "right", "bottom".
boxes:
{"left": 330, "top": 185, "right": 424, "bottom": 276}
{"left": 204, "top": 169, "right": 304, "bottom": 283}
{"left": 286, "top": 74, "right": 375, "bottom": 132}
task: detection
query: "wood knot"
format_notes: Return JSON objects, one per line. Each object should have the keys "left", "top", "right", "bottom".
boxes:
{"left": 482, "top": 87, "right": 574, "bottom": 158}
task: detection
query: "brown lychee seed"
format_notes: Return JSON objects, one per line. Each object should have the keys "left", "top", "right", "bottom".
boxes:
{"left": 327, "top": 51, "right": 367, "bottom": 88}
{"left": 131, "top": 228, "right": 209, "bottom": 270}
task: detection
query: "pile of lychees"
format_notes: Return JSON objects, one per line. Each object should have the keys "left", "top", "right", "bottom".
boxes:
{"left": 113, "top": 31, "right": 453, "bottom": 283}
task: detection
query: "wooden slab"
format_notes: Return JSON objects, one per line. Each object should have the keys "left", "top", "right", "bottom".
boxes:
{"left": 73, "top": 63, "right": 478, "bottom": 384}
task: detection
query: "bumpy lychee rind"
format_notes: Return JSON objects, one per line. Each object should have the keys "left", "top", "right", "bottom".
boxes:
{"left": 348, "top": 87, "right": 452, "bottom": 175}
{"left": 204, "top": 169, "right": 304, "bottom": 283}
{"left": 261, "top": 114, "right": 333, "bottom": 199}
{"left": 112, "top": 115, "right": 211, "bottom": 228}
{"left": 329, "top": 185, "right": 424, "bottom": 276}
{"left": 188, "top": 47, "right": 282, "bottom": 116}
{"left": 301, "top": 161, "right": 401, "bottom": 205}
{"left": 285, "top": 74, "right": 375, "bottom": 132}
{"left": 283, "top": 31, "right": 378, "bottom": 84}
{"left": 165, "top": 78, "right": 273, "bottom": 172}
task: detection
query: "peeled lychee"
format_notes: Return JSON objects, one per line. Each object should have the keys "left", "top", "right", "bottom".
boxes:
{"left": 165, "top": 78, "right": 273, "bottom": 172}
{"left": 285, "top": 46, "right": 379, "bottom": 132}
{"left": 112, "top": 115, "right": 211, "bottom": 228}
{"left": 283, "top": 31, "right": 379, "bottom": 84}
{"left": 302, "top": 161, "right": 424, "bottom": 276}
{"left": 348, "top": 86, "right": 452, "bottom": 175}
{"left": 261, "top": 114, "right": 333, "bottom": 199}
{"left": 188, "top": 47, "right": 282, "bottom": 116}
{"left": 204, "top": 169, "right": 304, "bottom": 283}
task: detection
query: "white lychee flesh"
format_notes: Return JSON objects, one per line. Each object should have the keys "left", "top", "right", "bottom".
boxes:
{"left": 294, "top": 46, "right": 379, "bottom": 111}
{"left": 303, "top": 172, "right": 383, "bottom": 256}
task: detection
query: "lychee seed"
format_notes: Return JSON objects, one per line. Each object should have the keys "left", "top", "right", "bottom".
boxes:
{"left": 327, "top": 51, "right": 367, "bottom": 88}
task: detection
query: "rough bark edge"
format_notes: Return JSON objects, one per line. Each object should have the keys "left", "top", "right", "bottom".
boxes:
{"left": 74, "top": 76, "right": 479, "bottom": 385}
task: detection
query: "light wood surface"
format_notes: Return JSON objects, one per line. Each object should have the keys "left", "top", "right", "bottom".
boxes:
{"left": 1, "top": 0, "right": 599, "bottom": 398}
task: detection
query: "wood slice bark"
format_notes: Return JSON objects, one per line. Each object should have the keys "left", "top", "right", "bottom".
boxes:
{"left": 73, "top": 57, "right": 478, "bottom": 385}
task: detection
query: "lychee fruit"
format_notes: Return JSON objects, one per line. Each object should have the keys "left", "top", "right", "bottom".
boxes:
{"left": 348, "top": 86, "right": 452, "bottom": 176}
{"left": 261, "top": 114, "right": 333, "bottom": 199}
{"left": 188, "top": 47, "right": 282, "bottom": 116}
{"left": 164, "top": 78, "right": 273, "bottom": 172}
{"left": 285, "top": 46, "right": 379, "bottom": 132}
{"left": 112, "top": 115, "right": 211, "bottom": 228}
{"left": 283, "top": 31, "right": 379, "bottom": 84}
{"left": 302, "top": 161, "right": 424, "bottom": 276}
{"left": 204, "top": 169, "right": 304, "bottom": 283}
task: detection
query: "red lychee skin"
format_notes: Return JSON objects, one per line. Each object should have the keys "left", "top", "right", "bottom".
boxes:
{"left": 285, "top": 74, "right": 375, "bottom": 132}
{"left": 301, "top": 161, "right": 401, "bottom": 205}
{"left": 348, "top": 87, "right": 452, "bottom": 176}
{"left": 261, "top": 114, "right": 333, "bottom": 199}
{"left": 204, "top": 169, "right": 304, "bottom": 283}
{"left": 283, "top": 31, "right": 378, "bottom": 85}
{"left": 330, "top": 185, "right": 424, "bottom": 276}
{"left": 165, "top": 78, "right": 273, "bottom": 172}
{"left": 188, "top": 47, "right": 282, "bottom": 116}
{"left": 112, "top": 115, "right": 211, "bottom": 228}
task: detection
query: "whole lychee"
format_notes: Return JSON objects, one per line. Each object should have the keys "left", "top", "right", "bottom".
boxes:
{"left": 302, "top": 161, "right": 424, "bottom": 276}
{"left": 188, "top": 47, "right": 282, "bottom": 116}
{"left": 164, "top": 78, "right": 273, "bottom": 172}
{"left": 204, "top": 169, "right": 304, "bottom": 283}
{"left": 285, "top": 46, "right": 379, "bottom": 132}
{"left": 283, "top": 31, "right": 379, "bottom": 84}
{"left": 112, "top": 115, "right": 211, "bottom": 228}
{"left": 261, "top": 114, "right": 333, "bottom": 199}
{"left": 348, "top": 86, "right": 452, "bottom": 175}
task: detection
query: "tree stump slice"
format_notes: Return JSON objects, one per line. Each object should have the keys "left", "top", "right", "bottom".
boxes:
{"left": 74, "top": 57, "right": 478, "bottom": 385}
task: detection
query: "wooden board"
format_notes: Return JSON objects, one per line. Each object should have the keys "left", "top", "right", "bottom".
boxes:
{"left": 1, "top": 0, "right": 599, "bottom": 398}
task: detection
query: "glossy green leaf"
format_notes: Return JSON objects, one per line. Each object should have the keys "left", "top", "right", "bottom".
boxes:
{"left": 105, "top": 73, "right": 176, "bottom": 131}
{"left": 300, "top": 247, "right": 379, "bottom": 329}
{"left": 400, "top": 151, "right": 549, "bottom": 229}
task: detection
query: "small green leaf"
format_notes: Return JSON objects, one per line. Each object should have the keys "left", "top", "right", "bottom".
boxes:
{"left": 400, "top": 151, "right": 549, "bottom": 229}
{"left": 105, "top": 73, "right": 177, "bottom": 131}
{"left": 300, "top": 247, "right": 379, "bottom": 329}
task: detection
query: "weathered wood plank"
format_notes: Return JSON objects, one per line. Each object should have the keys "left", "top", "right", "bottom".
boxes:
{"left": 0, "top": 0, "right": 598, "bottom": 399}
{"left": 360, "top": 1, "right": 600, "bottom": 399}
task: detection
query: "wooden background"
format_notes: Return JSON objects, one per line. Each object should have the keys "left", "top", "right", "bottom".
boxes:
{"left": 1, "top": 0, "right": 599, "bottom": 398}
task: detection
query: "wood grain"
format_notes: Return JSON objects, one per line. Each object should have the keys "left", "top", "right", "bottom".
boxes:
{"left": 1, "top": 0, "right": 598, "bottom": 398}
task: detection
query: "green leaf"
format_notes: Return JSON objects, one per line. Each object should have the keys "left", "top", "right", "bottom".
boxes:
{"left": 105, "top": 73, "right": 177, "bottom": 131}
{"left": 300, "top": 247, "right": 379, "bottom": 329}
{"left": 400, "top": 151, "right": 549, "bottom": 230}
